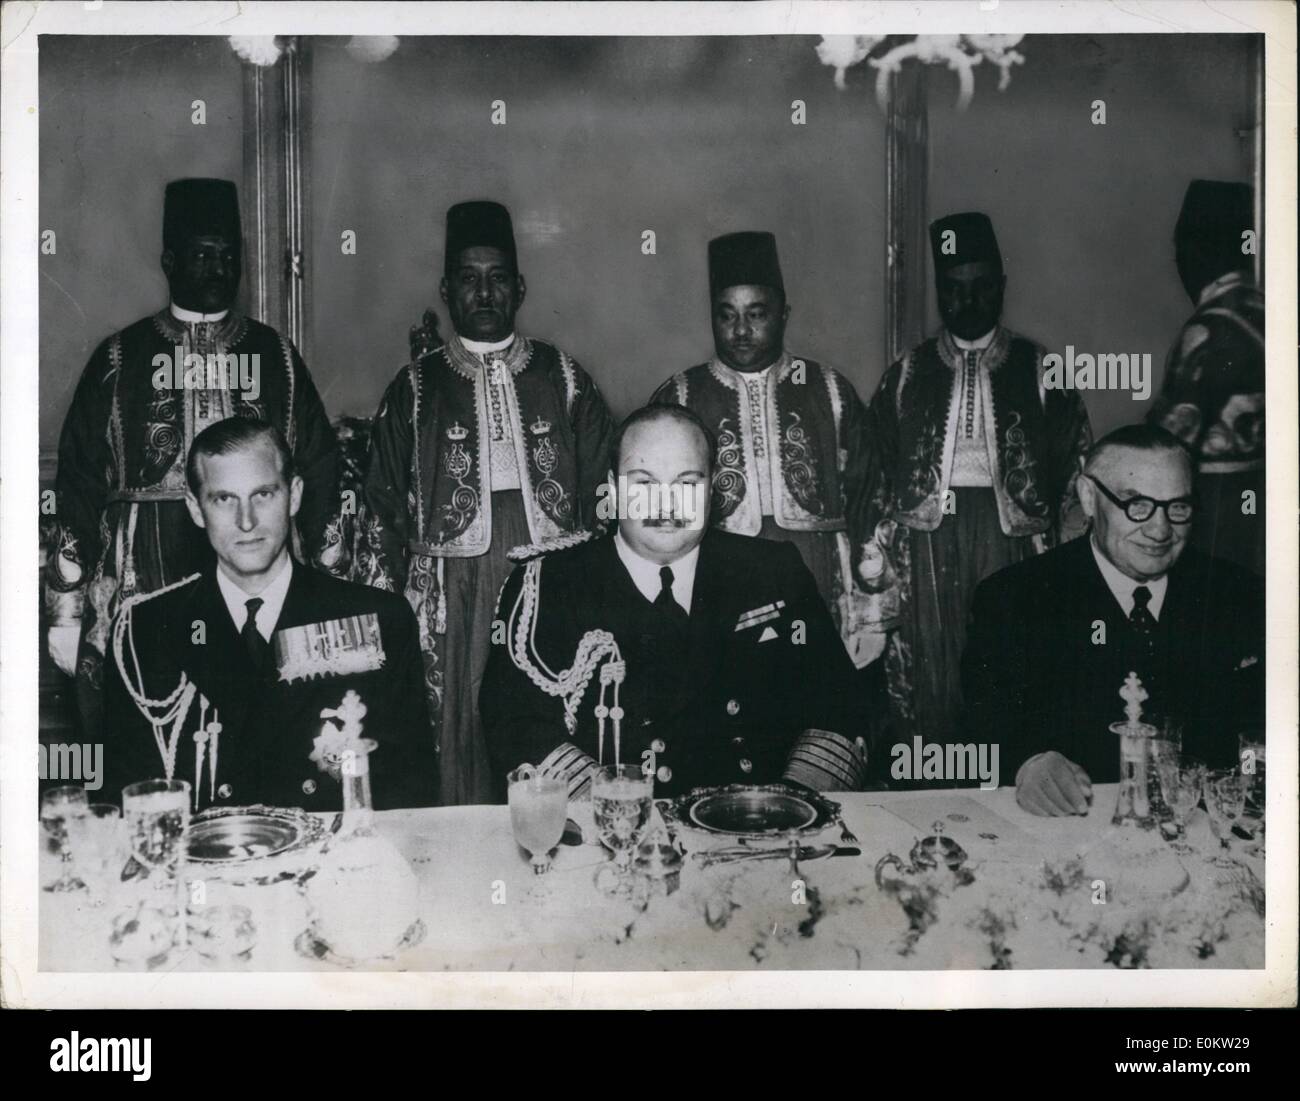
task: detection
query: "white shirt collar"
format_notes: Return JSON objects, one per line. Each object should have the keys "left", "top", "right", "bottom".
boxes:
{"left": 216, "top": 553, "right": 294, "bottom": 641}
{"left": 720, "top": 351, "right": 785, "bottom": 379}
{"left": 459, "top": 332, "right": 516, "bottom": 355}
{"left": 1090, "top": 537, "right": 1168, "bottom": 620}
{"left": 170, "top": 301, "right": 230, "bottom": 324}
{"left": 952, "top": 328, "right": 996, "bottom": 351}
{"left": 614, "top": 529, "right": 701, "bottom": 614}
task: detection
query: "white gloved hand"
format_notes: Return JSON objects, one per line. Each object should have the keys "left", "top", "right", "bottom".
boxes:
{"left": 48, "top": 625, "right": 80, "bottom": 677}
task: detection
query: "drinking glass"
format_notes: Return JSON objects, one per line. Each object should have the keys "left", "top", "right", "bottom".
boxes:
{"left": 187, "top": 904, "right": 257, "bottom": 964}
{"left": 1155, "top": 755, "right": 1204, "bottom": 854}
{"left": 108, "top": 903, "right": 178, "bottom": 970}
{"left": 122, "top": 779, "right": 190, "bottom": 894}
{"left": 41, "top": 785, "right": 89, "bottom": 892}
{"left": 1204, "top": 769, "right": 1248, "bottom": 865}
{"left": 508, "top": 765, "right": 569, "bottom": 875}
{"left": 591, "top": 764, "right": 654, "bottom": 899}
{"left": 65, "top": 803, "right": 126, "bottom": 907}
{"left": 1237, "top": 729, "right": 1266, "bottom": 832}
{"left": 1146, "top": 718, "right": 1183, "bottom": 826}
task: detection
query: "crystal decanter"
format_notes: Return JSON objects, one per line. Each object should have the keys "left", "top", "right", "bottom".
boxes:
{"left": 299, "top": 692, "right": 424, "bottom": 964}
{"left": 1110, "top": 672, "right": 1158, "bottom": 829}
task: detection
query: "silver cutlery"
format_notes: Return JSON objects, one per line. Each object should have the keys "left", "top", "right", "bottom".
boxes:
{"left": 692, "top": 843, "right": 838, "bottom": 869}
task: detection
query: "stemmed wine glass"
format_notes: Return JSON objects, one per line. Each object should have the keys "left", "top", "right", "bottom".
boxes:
{"left": 1204, "top": 769, "right": 1248, "bottom": 866}
{"left": 1145, "top": 717, "right": 1182, "bottom": 826}
{"left": 1237, "top": 730, "right": 1265, "bottom": 849}
{"left": 41, "top": 786, "right": 89, "bottom": 892}
{"left": 122, "top": 779, "right": 190, "bottom": 897}
{"left": 508, "top": 765, "right": 569, "bottom": 875}
{"left": 1155, "top": 754, "right": 1204, "bottom": 854}
{"left": 591, "top": 764, "right": 654, "bottom": 899}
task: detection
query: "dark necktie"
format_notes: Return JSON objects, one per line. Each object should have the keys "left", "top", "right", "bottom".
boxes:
{"left": 1129, "top": 585, "right": 1157, "bottom": 638}
{"left": 242, "top": 597, "right": 270, "bottom": 672}
{"left": 654, "top": 565, "right": 689, "bottom": 631}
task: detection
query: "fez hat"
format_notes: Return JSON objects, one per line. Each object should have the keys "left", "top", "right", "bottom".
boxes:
{"left": 929, "top": 211, "right": 1002, "bottom": 275}
{"left": 1175, "top": 180, "right": 1254, "bottom": 254}
{"left": 163, "top": 178, "right": 241, "bottom": 252}
{"left": 445, "top": 200, "right": 517, "bottom": 270}
{"left": 708, "top": 231, "right": 785, "bottom": 298}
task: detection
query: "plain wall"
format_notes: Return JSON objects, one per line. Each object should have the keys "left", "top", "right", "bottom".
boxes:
{"left": 38, "top": 34, "right": 1259, "bottom": 451}
{"left": 38, "top": 35, "right": 245, "bottom": 450}
{"left": 927, "top": 34, "right": 1258, "bottom": 435}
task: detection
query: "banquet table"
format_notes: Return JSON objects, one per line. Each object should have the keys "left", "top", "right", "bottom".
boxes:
{"left": 39, "top": 783, "right": 1265, "bottom": 972}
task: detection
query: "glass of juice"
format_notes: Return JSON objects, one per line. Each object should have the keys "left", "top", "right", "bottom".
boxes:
{"left": 508, "top": 766, "right": 569, "bottom": 875}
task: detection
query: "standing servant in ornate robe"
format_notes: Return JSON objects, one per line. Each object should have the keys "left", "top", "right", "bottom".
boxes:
{"left": 356, "top": 200, "right": 616, "bottom": 805}
{"left": 46, "top": 179, "right": 338, "bottom": 740}
{"left": 858, "top": 212, "right": 1092, "bottom": 747}
{"left": 649, "top": 231, "right": 890, "bottom": 672}
{"left": 1148, "top": 180, "right": 1264, "bottom": 577}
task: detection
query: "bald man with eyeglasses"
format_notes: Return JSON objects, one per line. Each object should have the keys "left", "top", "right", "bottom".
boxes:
{"left": 959, "top": 424, "right": 1263, "bottom": 816}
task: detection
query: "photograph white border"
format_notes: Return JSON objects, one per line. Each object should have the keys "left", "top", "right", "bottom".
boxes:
{"left": 2, "top": 0, "right": 1295, "bottom": 1009}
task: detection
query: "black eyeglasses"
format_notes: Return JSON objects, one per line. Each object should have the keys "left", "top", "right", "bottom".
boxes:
{"left": 1087, "top": 475, "right": 1195, "bottom": 524}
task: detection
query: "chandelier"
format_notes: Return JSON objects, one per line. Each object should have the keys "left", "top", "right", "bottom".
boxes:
{"left": 816, "top": 34, "right": 1026, "bottom": 111}
{"left": 228, "top": 35, "right": 400, "bottom": 67}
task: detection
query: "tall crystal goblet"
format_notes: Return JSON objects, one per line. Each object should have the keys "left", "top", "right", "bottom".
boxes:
{"left": 591, "top": 764, "right": 653, "bottom": 899}
{"left": 65, "top": 803, "right": 126, "bottom": 907}
{"left": 1204, "top": 769, "right": 1248, "bottom": 866}
{"left": 41, "top": 785, "right": 89, "bottom": 892}
{"left": 508, "top": 765, "right": 569, "bottom": 875}
{"left": 1155, "top": 754, "right": 1203, "bottom": 854}
{"left": 1145, "top": 716, "right": 1182, "bottom": 826}
{"left": 1237, "top": 729, "right": 1265, "bottom": 844}
{"left": 122, "top": 779, "right": 190, "bottom": 898}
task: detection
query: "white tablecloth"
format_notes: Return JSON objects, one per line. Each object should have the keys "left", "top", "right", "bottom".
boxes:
{"left": 39, "top": 784, "right": 1265, "bottom": 971}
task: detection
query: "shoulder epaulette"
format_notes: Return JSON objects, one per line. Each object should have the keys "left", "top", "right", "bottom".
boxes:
{"left": 507, "top": 527, "right": 606, "bottom": 563}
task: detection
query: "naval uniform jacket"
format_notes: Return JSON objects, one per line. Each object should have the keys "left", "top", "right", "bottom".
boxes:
{"left": 480, "top": 529, "right": 872, "bottom": 801}
{"left": 102, "top": 560, "right": 435, "bottom": 811}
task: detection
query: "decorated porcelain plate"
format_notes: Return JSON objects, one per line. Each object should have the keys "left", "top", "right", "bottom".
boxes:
{"left": 662, "top": 784, "right": 842, "bottom": 840}
{"left": 187, "top": 805, "right": 328, "bottom": 880}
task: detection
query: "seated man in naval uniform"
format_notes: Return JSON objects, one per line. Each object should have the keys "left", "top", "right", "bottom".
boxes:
{"left": 102, "top": 419, "right": 435, "bottom": 811}
{"left": 481, "top": 403, "right": 871, "bottom": 800}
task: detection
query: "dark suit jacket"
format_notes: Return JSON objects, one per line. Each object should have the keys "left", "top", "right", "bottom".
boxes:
{"left": 481, "top": 530, "right": 870, "bottom": 799}
{"left": 962, "top": 538, "right": 1264, "bottom": 783}
{"left": 103, "top": 560, "right": 435, "bottom": 811}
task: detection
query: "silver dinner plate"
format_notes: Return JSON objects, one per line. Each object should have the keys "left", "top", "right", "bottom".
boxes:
{"left": 187, "top": 805, "right": 327, "bottom": 874}
{"left": 662, "top": 784, "right": 841, "bottom": 840}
